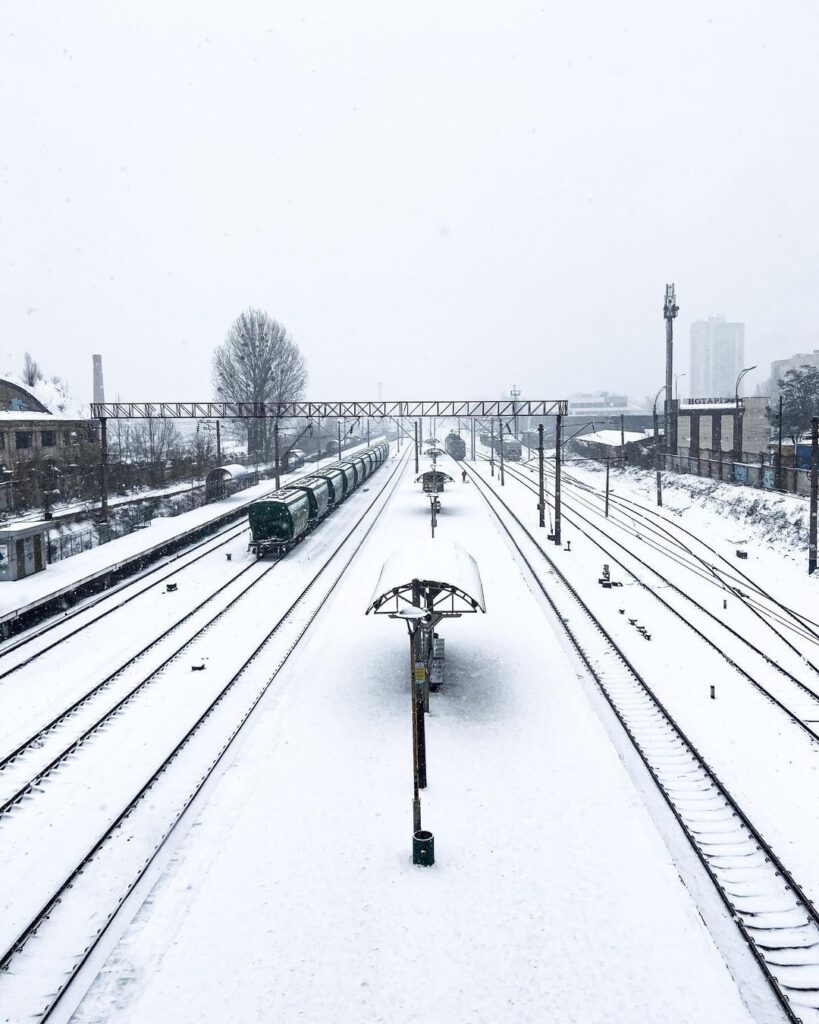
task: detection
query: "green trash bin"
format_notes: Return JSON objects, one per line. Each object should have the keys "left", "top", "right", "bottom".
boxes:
{"left": 413, "top": 830, "right": 435, "bottom": 866}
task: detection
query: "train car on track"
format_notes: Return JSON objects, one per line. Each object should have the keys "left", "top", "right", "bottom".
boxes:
{"left": 284, "top": 449, "right": 305, "bottom": 471}
{"left": 204, "top": 464, "right": 258, "bottom": 503}
{"left": 248, "top": 442, "right": 389, "bottom": 557}
{"left": 248, "top": 491, "right": 311, "bottom": 555}
{"left": 502, "top": 440, "right": 522, "bottom": 461}
{"left": 445, "top": 432, "right": 466, "bottom": 460}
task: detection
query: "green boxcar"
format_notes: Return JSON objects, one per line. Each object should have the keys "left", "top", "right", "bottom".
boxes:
{"left": 284, "top": 476, "right": 331, "bottom": 522}
{"left": 248, "top": 491, "right": 311, "bottom": 553}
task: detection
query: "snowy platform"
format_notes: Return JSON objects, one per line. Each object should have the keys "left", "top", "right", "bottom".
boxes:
{"left": 70, "top": 459, "right": 766, "bottom": 1024}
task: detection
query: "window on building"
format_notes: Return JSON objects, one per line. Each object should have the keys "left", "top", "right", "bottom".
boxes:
{"left": 15, "top": 432, "right": 32, "bottom": 450}
{"left": 0, "top": 434, "right": 5, "bottom": 450}
{"left": 87, "top": 425, "right": 99, "bottom": 444}
{"left": 41, "top": 431, "right": 56, "bottom": 448}
{"left": 63, "top": 430, "right": 76, "bottom": 445}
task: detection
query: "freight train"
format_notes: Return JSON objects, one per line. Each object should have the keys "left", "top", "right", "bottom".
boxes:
{"left": 248, "top": 441, "right": 389, "bottom": 556}
{"left": 445, "top": 432, "right": 466, "bottom": 460}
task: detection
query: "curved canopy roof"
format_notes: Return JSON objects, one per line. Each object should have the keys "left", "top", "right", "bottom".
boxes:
{"left": 206, "top": 463, "right": 256, "bottom": 481}
{"left": 366, "top": 539, "right": 485, "bottom": 616}
{"left": 415, "top": 471, "right": 454, "bottom": 483}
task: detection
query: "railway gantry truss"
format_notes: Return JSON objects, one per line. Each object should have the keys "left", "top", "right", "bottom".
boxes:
{"left": 90, "top": 399, "right": 568, "bottom": 536}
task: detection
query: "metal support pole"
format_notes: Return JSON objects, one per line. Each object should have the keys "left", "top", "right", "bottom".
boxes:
{"left": 605, "top": 454, "right": 610, "bottom": 518}
{"left": 409, "top": 630, "right": 422, "bottom": 830}
{"left": 810, "top": 416, "right": 818, "bottom": 575}
{"left": 490, "top": 420, "right": 495, "bottom": 476}
{"left": 777, "top": 395, "right": 783, "bottom": 491}
{"left": 367, "top": 419, "right": 370, "bottom": 445}
{"left": 654, "top": 408, "right": 662, "bottom": 507}
{"left": 554, "top": 413, "right": 562, "bottom": 545}
{"left": 216, "top": 421, "right": 221, "bottom": 463}
{"left": 274, "top": 421, "right": 280, "bottom": 489}
{"left": 620, "top": 413, "right": 625, "bottom": 458}
{"left": 664, "top": 284, "right": 678, "bottom": 457}
{"left": 471, "top": 419, "right": 476, "bottom": 461}
{"left": 414, "top": 421, "right": 419, "bottom": 474}
{"left": 100, "top": 417, "right": 108, "bottom": 521}
{"left": 499, "top": 418, "right": 505, "bottom": 486}
{"left": 538, "top": 424, "right": 545, "bottom": 527}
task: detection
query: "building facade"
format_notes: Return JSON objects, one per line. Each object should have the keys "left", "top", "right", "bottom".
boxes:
{"left": 770, "top": 349, "right": 819, "bottom": 395}
{"left": 689, "top": 316, "right": 745, "bottom": 399}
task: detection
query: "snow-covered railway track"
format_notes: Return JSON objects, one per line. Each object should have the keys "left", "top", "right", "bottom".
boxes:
{"left": 484, "top": 456, "right": 819, "bottom": 744}
{"left": 466, "top": 461, "right": 819, "bottom": 1024}
{"left": 0, "top": 450, "right": 407, "bottom": 1024}
{"left": 0, "top": 516, "right": 252, "bottom": 678}
{"left": 0, "top": 552, "right": 282, "bottom": 810}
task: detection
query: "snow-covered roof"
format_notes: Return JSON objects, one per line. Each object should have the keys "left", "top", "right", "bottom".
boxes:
{"left": 0, "top": 410, "right": 56, "bottom": 421}
{"left": 415, "top": 471, "right": 454, "bottom": 483}
{"left": 206, "top": 464, "right": 255, "bottom": 481}
{"left": 575, "top": 429, "right": 647, "bottom": 448}
{"left": 367, "top": 538, "right": 486, "bottom": 614}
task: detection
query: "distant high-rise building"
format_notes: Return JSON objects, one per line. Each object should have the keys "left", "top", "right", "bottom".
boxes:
{"left": 689, "top": 316, "right": 744, "bottom": 398}
{"left": 92, "top": 354, "right": 105, "bottom": 404}
{"left": 770, "top": 349, "right": 819, "bottom": 395}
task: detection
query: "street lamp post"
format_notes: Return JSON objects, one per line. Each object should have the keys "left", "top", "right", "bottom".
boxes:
{"left": 734, "top": 365, "right": 757, "bottom": 460}
{"left": 675, "top": 373, "right": 686, "bottom": 401}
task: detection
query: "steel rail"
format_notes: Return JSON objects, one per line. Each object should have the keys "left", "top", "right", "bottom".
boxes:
{"left": 0, "top": 449, "right": 409, "bottom": 1022}
{"left": 479, "top": 454, "right": 819, "bottom": 733}
{"left": 463, "top": 460, "right": 819, "bottom": 1023}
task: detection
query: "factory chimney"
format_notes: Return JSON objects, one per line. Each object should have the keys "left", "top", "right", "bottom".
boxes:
{"left": 92, "top": 354, "right": 105, "bottom": 404}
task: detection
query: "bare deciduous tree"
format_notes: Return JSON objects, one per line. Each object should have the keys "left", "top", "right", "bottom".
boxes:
{"left": 211, "top": 308, "right": 307, "bottom": 460}
{"left": 22, "top": 352, "right": 42, "bottom": 387}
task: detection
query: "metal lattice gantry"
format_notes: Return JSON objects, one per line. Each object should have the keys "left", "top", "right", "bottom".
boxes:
{"left": 90, "top": 400, "right": 568, "bottom": 419}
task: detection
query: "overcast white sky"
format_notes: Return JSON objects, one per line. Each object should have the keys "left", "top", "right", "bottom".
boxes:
{"left": 2, "top": 1, "right": 818, "bottom": 406}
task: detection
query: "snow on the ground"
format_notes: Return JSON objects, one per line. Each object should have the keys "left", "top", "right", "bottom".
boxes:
{"left": 0, "top": 441, "right": 384, "bottom": 620}
{"left": 70, "top": 457, "right": 762, "bottom": 1024}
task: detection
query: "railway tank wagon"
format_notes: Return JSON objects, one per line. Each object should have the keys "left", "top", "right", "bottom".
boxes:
{"left": 248, "top": 442, "right": 390, "bottom": 557}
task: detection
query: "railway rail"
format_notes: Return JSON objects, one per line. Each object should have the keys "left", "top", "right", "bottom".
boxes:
{"left": 474, "top": 453, "right": 819, "bottom": 746}
{"left": 463, "top": 459, "right": 819, "bottom": 1023}
{"left": 0, "top": 447, "right": 407, "bottom": 1023}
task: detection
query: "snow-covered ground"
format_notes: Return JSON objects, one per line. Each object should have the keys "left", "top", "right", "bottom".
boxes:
{"left": 68, "top": 455, "right": 769, "bottom": 1024}
{"left": 0, "top": 440, "right": 384, "bottom": 622}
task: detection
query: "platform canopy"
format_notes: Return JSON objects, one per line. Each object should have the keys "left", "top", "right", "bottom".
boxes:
{"left": 366, "top": 539, "right": 486, "bottom": 617}
{"left": 415, "top": 471, "right": 454, "bottom": 484}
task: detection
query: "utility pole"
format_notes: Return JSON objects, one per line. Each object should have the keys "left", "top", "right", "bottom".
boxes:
{"left": 810, "top": 416, "right": 818, "bottom": 575}
{"left": 499, "top": 419, "right": 505, "bottom": 486}
{"left": 777, "top": 395, "right": 783, "bottom": 491}
{"left": 664, "top": 283, "right": 679, "bottom": 458}
{"left": 216, "top": 421, "right": 222, "bottom": 464}
{"left": 538, "top": 424, "right": 545, "bottom": 527}
{"left": 367, "top": 419, "right": 370, "bottom": 445}
{"left": 414, "top": 421, "right": 419, "bottom": 474}
{"left": 620, "top": 414, "right": 625, "bottom": 461}
{"left": 654, "top": 406, "right": 663, "bottom": 508}
{"left": 471, "top": 419, "right": 476, "bottom": 461}
{"left": 274, "top": 421, "right": 280, "bottom": 489}
{"left": 490, "top": 420, "right": 495, "bottom": 476}
{"left": 337, "top": 419, "right": 342, "bottom": 464}
{"left": 554, "top": 412, "right": 562, "bottom": 545}
{"left": 605, "top": 454, "right": 610, "bottom": 517}
{"left": 99, "top": 418, "right": 108, "bottom": 521}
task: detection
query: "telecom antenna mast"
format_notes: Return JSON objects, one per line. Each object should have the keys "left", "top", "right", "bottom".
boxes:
{"left": 664, "top": 284, "right": 679, "bottom": 457}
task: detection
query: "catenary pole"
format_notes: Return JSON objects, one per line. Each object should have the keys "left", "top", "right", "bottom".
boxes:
{"left": 605, "top": 453, "right": 610, "bottom": 518}
{"left": 99, "top": 418, "right": 108, "bottom": 521}
{"left": 810, "top": 416, "right": 818, "bottom": 575}
{"left": 664, "top": 284, "right": 678, "bottom": 458}
{"left": 490, "top": 420, "right": 495, "bottom": 476}
{"left": 499, "top": 418, "right": 505, "bottom": 486}
{"left": 216, "top": 421, "right": 221, "bottom": 463}
{"left": 554, "top": 412, "right": 562, "bottom": 545}
{"left": 274, "top": 420, "right": 280, "bottom": 489}
{"left": 538, "top": 424, "right": 545, "bottom": 527}
{"left": 414, "top": 421, "right": 419, "bottom": 474}
{"left": 777, "top": 395, "right": 783, "bottom": 491}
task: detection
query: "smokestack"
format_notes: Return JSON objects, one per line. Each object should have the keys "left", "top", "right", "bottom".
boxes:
{"left": 92, "top": 354, "right": 105, "bottom": 404}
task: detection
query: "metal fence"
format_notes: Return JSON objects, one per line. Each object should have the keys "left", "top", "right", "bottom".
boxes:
{"left": 47, "top": 507, "right": 152, "bottom": 564}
